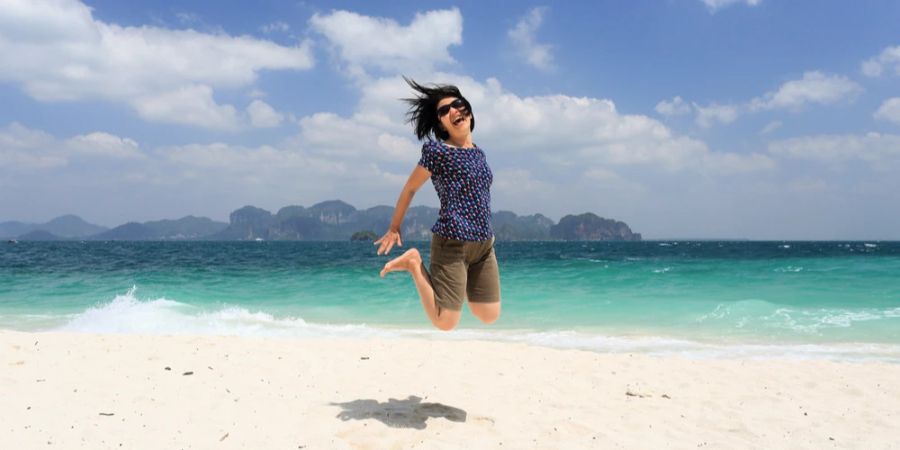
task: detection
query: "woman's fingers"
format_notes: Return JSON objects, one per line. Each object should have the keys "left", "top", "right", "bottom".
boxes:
{"left": 374, "top": 231, "right": 400, "bottom": 255}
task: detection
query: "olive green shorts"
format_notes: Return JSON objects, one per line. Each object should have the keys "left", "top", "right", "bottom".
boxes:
{"left": 426, "top": 233, "right": 501, "bottom": 312}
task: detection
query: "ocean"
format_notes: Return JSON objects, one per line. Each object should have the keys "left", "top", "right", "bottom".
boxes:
{"left": 2, "top": 240, "right": 898, "bottom": 362}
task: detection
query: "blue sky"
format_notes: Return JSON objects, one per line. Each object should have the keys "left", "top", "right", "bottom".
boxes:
{"left": 2, "top": 0, "right": 899, "bottom": 239}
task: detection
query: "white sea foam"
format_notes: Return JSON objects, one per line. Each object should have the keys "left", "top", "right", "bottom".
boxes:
{"left": 774, "top": 266, "right": 803, "bottom": 273}
{"left": 44, "top": 287, "right": 900, "bottom": 363}
{"left": 57, "top": 286, "right": 389, "bottom": 339}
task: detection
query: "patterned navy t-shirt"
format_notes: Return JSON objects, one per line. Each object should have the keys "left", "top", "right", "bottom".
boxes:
{"left": 417, "top": 140, "right": 494, "bottom": 242}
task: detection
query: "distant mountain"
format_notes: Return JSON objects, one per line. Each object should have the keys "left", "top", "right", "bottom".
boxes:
{"left": 0, "top": 215, "right": 107, "bottom": 239}
{"left": 550, "top": 213, "right": 641, "bottom": 241}
{"left": 17, "top": 230, "right": 63, "bottom": 241}
{"left": 213, "top": 201, "right": 440, "bottom": 241}
{"left": 4, "top": 202, "right": 641, "bottom": 241}
{"left": 143, "top": 216, "right": 228, "bottom": 239}
{"left": 0, "top": 221, "right": 32, "bottom": 239}
{"left": 212, "top": 202, "right": 639, "bottom": 241}
{"left": 43, "top": 215, "right": 108, "bottom": 237}
{"left": 211, "top": 206, "right": 275, "bottom": 240}
{"left": 92, "top": 216, "right": 228, "bottom": 240}
{"left": 91, "top": 222, "right": 156, "bottom": 240}
{"left": 493, "top": 211, "right": 555, "bottom": 240}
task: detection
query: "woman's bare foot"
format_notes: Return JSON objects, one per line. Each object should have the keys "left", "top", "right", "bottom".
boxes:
{"left": 380, "top": 248, "right": 422, "bottom": 277}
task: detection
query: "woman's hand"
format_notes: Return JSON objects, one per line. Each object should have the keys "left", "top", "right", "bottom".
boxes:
{"left": 374, "top": 230, "right": 402, "bottom": 255}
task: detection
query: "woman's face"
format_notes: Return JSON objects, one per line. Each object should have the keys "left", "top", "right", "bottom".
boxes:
{"left": 436, "top": 96, "right": 471, "bottom": 141}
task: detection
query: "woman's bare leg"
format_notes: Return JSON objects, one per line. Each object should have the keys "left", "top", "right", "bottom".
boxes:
{"left": 468, "top": 302, "right": 501, "bottom": 324}
{"left": 381, "top": 248, "right": 460, "bottom": 330}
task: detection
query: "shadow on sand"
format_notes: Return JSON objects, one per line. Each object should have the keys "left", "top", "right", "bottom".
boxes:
{"left": 331, "top": 395, "right": 467, "bottom": 430}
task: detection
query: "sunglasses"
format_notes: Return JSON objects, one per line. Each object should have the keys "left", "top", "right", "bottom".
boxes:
{"left": 436, "top": 98, "right": 469, "bottom": 118}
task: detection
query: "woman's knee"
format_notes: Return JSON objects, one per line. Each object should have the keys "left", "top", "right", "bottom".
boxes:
{"left": 432, "top": 309, "right": 461, "bottom": 331}
{"left": 470, "top": 303, "right": 500, "bottom": 324}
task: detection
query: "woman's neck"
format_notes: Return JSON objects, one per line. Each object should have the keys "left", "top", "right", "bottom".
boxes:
{"left": 444, "top": 135, "right": 473, "bottom": 148}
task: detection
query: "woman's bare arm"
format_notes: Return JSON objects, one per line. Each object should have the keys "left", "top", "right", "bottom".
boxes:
{"left": 375, "top": 165, "right": 431, "bottom": 255}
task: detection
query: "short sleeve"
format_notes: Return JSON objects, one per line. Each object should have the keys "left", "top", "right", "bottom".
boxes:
{"left": 417, "top": 141, "right": 441, "bottom": 174}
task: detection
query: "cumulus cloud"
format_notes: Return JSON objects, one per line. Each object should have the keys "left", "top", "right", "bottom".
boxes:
{"left": 132, "top": 85, "right": 241, "bottom": 130}
{"left": 175, "top": 12, "right": 201, "bottom": 26}
{"left": 246, "top": 100, "right": 284, "bottom": 128}
{"left": 694, "top": 103, "right": 739, "bottom": 128}
{"left": 749, "top": 71, "right": 863, "bottom": 111}
{"left": 295, "top": 112, "right": 416, "bottom": 163}
{"left": 874, "top": 98, "right": 900, "bottom": 125}
{"left": 674, "top": 71, "right": 862, "bottom": 128}
{"left": 760, "top": 120, "right": 783, "bottom": 134}
{"left": 862, "top": 45, "right": 900, "bottom": 77}
{"left": 769, "top": 132, "right": 900, "bottom": 166}
{"left": 0, "top": 122, "right": 145, "bottom": 171}
{"left": 66, "top": 132, "right": 144, "bottom": 159}
{"left": 508, "top": 7, "right": 555, "bottom": 71}
{"left": 0, "top": 122, "right": 67, "bottom": 170}
{"left": 655, "top": 96, "right": 692, "bottom": 117}
{"left": 749, "top": 71, "right": 862, "bottom": 111}
{"left": 309, "top": 8, "right": 462, "bottom": 76}
{"left": 581, "top": 167, "right": 648, "bottom": 194}
{"left": 0, "top": 0, "right": 314, "bottom": 129}
{"left": 701, "top": 0, "right": 761, "bottom": 12}
{"left": 2, "top": 64, "right": 778, "bottom": 222}
{"left": 260, "top": 21, "right": 290, "bottom": 34}
{"left": 335, "top": 74, "right": 774, "bottom": 175}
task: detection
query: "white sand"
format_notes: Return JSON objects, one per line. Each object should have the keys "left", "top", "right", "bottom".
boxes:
{"left": 2, "top": 331, "right": 899, "bottom": 449}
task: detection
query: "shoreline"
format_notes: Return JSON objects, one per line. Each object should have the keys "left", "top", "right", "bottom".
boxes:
{"left": 5, "top": 319, "right": 900, "bottom": 363}
{"left": 3, "top": 331, "right": 899, "bottom": 449}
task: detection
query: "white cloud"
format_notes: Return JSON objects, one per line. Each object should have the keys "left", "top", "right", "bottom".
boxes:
{"left": 295, "top": 111, "right": 415, "bottom": 163}
{"left": 0, "top": 122, "right": 66, "bottom": 169}
{"left": 0, "top": 122, "right": 144, "bottom": 171}
{"left": 701, "top": 0, "right": 761, "bottom": 12}
{"left": 769, "top": 132, "right": 900, "bottom": 166}
{"left": 508, "top": 7, "right": 554, "bottom": 71}
{"left": 261, "top": 21, "right": 290, "bottom": 34}
{"left": 787, "top": 177, "right": 829, "bottom": 194}
{"left": 874, "top": 98, "right": 900, "bottom": 125}
{"left": 66, "top": 132, "right": 144, "bottom": 159}
{"left": 132, "top": 85, "right": 241, "bottom": 130}
{"left": 493, "top": 168, "right": 553, "bottom": 194}
{"left": 2, "top": 69, "right": 779, "bottom": 223}
{"left": 760, "top": 120, "right": 782, "bottom": 134}
{"left": 175, "top": 12, "right": 201, "bottom": 26}
{"left": 581, "top": 167, "right": 647, "bottom": 194}
{"left": 749, "top": 71, "right": 862, "bottom": 111}
{"left": 862, "top": 45, "right": 900, "bottom": 77}
{"left": 694, "top": 102, "right": 739, "bottom": 128}
{"left": 0, "top": 0, "right": 314, "bottom": 129}
{"left": 676, "top": 72, "right": 862, "bottom": 128}
{"left": 340, "top": 74, "right": 773, "bottom": 175}
{"left": 309, "top": 9, "right": 462, "bottom": 76}
{"left": 655, "top": 96, "right": 692, "bottom": 117}
{"left": 247, "top": 100, "right": 284, "bottom": 128}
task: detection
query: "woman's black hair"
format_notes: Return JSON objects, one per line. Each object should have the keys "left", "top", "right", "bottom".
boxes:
{"left": 402, "top": 76, "right": 474, "bottom": 142}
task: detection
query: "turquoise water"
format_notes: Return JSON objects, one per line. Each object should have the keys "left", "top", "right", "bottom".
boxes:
{"left": 2, "top": 241, "right": 899, "bottom": 360}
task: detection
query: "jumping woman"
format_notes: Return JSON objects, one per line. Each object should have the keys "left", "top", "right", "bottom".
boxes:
{"left": 375, "top": 78, "right": 501, "bottom": 331}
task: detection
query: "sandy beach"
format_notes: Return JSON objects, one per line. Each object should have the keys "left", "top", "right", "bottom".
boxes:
{"left": 2, "top": 331, "right": 899, "bottom": 449}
